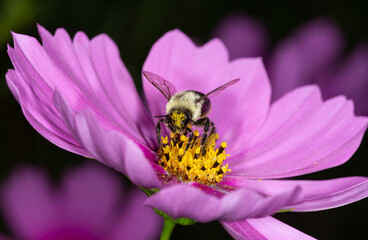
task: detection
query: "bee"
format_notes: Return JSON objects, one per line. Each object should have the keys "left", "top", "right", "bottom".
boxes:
{"left": 143, "top": 71, "right": 240, "bottom": 150}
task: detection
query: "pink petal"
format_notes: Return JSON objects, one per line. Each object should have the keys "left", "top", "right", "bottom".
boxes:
{"left": 9, "top": 31, "right": 89, "bottom": 112}
{"left": 268, "top": 19, "right": 343, "bottom": 101}
{"left": 142, "top": 29, "right": 228, "bottom": 118}
{"left": 8, "top": 30, "right": 102, "bottom": 155}
{"left": 8, "top": 26, "right": 156, "bottom": 157}
{"left": 316, "top": 44, "right": 368, "bottom": 116}
{"left": 38, "top": 25, "right": 156, "bottom": 149}
{"left": 230, "top": 85, "right": 368, "bottom": 178}
{"left": 143, "top": 29, "right": 271, "bottom": 148}
{"left": 290, "top": 177, "right": 368, "bottom": 212}
{"left": 88, "top": 31, "right": 157, "bottom": 148}
{"left": 190, "top": 182, "right": 226, "bottom": 198}
{"left": 7, "top": 33, "right": 89, "bottom": 156}
{"left": 211, "top": 58, "right": 271, "bottom": 151}
{"left": 1, "top": 167, "right": 59, "bottom": 239}
{"left": 145, "top": 184, "right": 302, "bottom": 222}
{"left": 224, "top": 176, "right": 368, "bottom": 212}
{"left": 6, "top": 69, "right": 88, "bottom": 156}
{"left": 1, "top": 163, "right": 162, "bottom": 240}
{"left": 109, "top": 190, "right": 163, "bottom": 240}
{"left": 212, "top": 14, "right": 268, "bottom": 59}
{"left": 58, "top": 162, "right": 124, "bottom": 233}
{"left": 221, "top": 216, "right": 316, "bottom": 240}
{"left": 53, "top": 91, "right": 161, "bottom": 188}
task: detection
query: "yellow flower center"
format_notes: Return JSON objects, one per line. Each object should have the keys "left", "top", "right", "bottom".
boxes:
{"left": 158, "top": 130, "right": 231, "bottom": 185}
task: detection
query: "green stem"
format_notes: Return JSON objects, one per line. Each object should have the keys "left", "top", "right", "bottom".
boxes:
{"left": 160, "top": 218, "right": 176, "bottom": 240}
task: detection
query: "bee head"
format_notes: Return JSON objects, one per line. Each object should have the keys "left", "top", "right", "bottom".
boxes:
{"left": 168, "top": 110, "right": 189, "bottom": 133}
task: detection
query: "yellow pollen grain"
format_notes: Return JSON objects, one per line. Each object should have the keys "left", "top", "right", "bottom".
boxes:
{"left": 180, "top": 134, "right": 188, "bottom": 142}
{"left": 178, "top": 148, "right": 185, "bottom": 156}
{"left": 172, "top": 110, "right": 186, "bottom": 128}
{"left": 193, "top": 130, "right": 200, "bottom": 137}
{"left": 170, "top": 132, "right": 176, "bottom": 138}
{"left": 158, "top": 131, "right": 231, "bottom": 185}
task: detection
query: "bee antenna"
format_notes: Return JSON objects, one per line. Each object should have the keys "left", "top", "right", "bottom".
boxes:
{"left": 154, "top": 115, "right": 167, "bottom": 118}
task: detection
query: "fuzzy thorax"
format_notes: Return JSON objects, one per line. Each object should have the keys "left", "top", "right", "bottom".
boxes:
{"left": 158, "top": 130, "right": 231, "bottom": 185}
{"left": 166, "top": 91, "right": 203, "bottom": 121}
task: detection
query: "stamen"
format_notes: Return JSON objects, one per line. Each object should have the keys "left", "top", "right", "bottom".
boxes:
{"left": 158, "top": 131, "right": 231, "bottom": 185}
{"left": 218, "top": 142, "right": 227, "bottom": 155}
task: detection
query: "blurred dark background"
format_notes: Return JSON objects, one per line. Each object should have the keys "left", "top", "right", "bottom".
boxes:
{"left": 0, "top": 0, "right": 367, "bottom": 239}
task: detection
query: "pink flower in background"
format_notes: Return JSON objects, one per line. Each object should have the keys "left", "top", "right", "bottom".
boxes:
{"left": 213, "top": 16, "right": 368, "bottom": 115}
{"left": 211, "top": 14, "right": 268, "bottom": 59}
{"left": 6, "top": 25, "right": 368, "bottom": 239}
{"left": 1, "top": 162, "right": 162, "bottom": 240}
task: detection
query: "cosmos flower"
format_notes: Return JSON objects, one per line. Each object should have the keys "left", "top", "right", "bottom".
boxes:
{"left": 213, "top": 16, "right": 368, "bottom": 115}
{"left": 211, "top": 14, "right": 268, "bottom": 59}
{"left": 1, "top": 162, "right": 162, "bottom": 240}
{"left": 6, "top": 25, "right": 368, "bottom": 239}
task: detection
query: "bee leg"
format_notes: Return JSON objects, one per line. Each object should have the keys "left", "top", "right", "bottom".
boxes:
{"left": 185, "top": 127, "right": 194, "bottom": 151}
{"left": 194, "top": 117, "right": 216, "bottom": 156}
{"left": 202, "top": 125, "right": 216, "bottom": 156}
{"left": 195, "top": 117, "right": 215, "bottom": 145}
{"left": 156, "top": 118, "right": 166, "bottom": 146}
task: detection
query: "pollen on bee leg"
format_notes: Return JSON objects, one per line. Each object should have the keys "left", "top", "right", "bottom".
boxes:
{"left": 157, "top": 131, "right": 231, "bottom": 185}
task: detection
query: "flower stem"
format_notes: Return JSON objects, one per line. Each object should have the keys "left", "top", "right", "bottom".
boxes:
{"left": 160, "top": 217, "right": 176, "bottom": 240}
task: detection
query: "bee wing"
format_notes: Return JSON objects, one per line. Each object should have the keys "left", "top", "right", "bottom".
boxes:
{"left": 196, "top": 78, "right": 240, "bottom": 102}
{"left": 143, "top": 71, "right": 177, "bottom": 100}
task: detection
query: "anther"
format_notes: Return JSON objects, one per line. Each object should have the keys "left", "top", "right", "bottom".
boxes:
{"left": 189, "top": 130, "right": 200, "bottom": 149}
{"left": 157, "top": 131, "right": 231, "bottom": 185}
{"left": 217, "top": 142, "right": 227, "bottom": 155}
{"left": 178, "top": 148, "right": 185, "bottom": 156}
{"left": 194, "top": 147, "right": 201, "bottom": 159}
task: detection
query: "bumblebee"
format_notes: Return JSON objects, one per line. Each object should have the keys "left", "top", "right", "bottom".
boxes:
{"left": 143, "top": 71, "right": 240, "bottom": 149}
